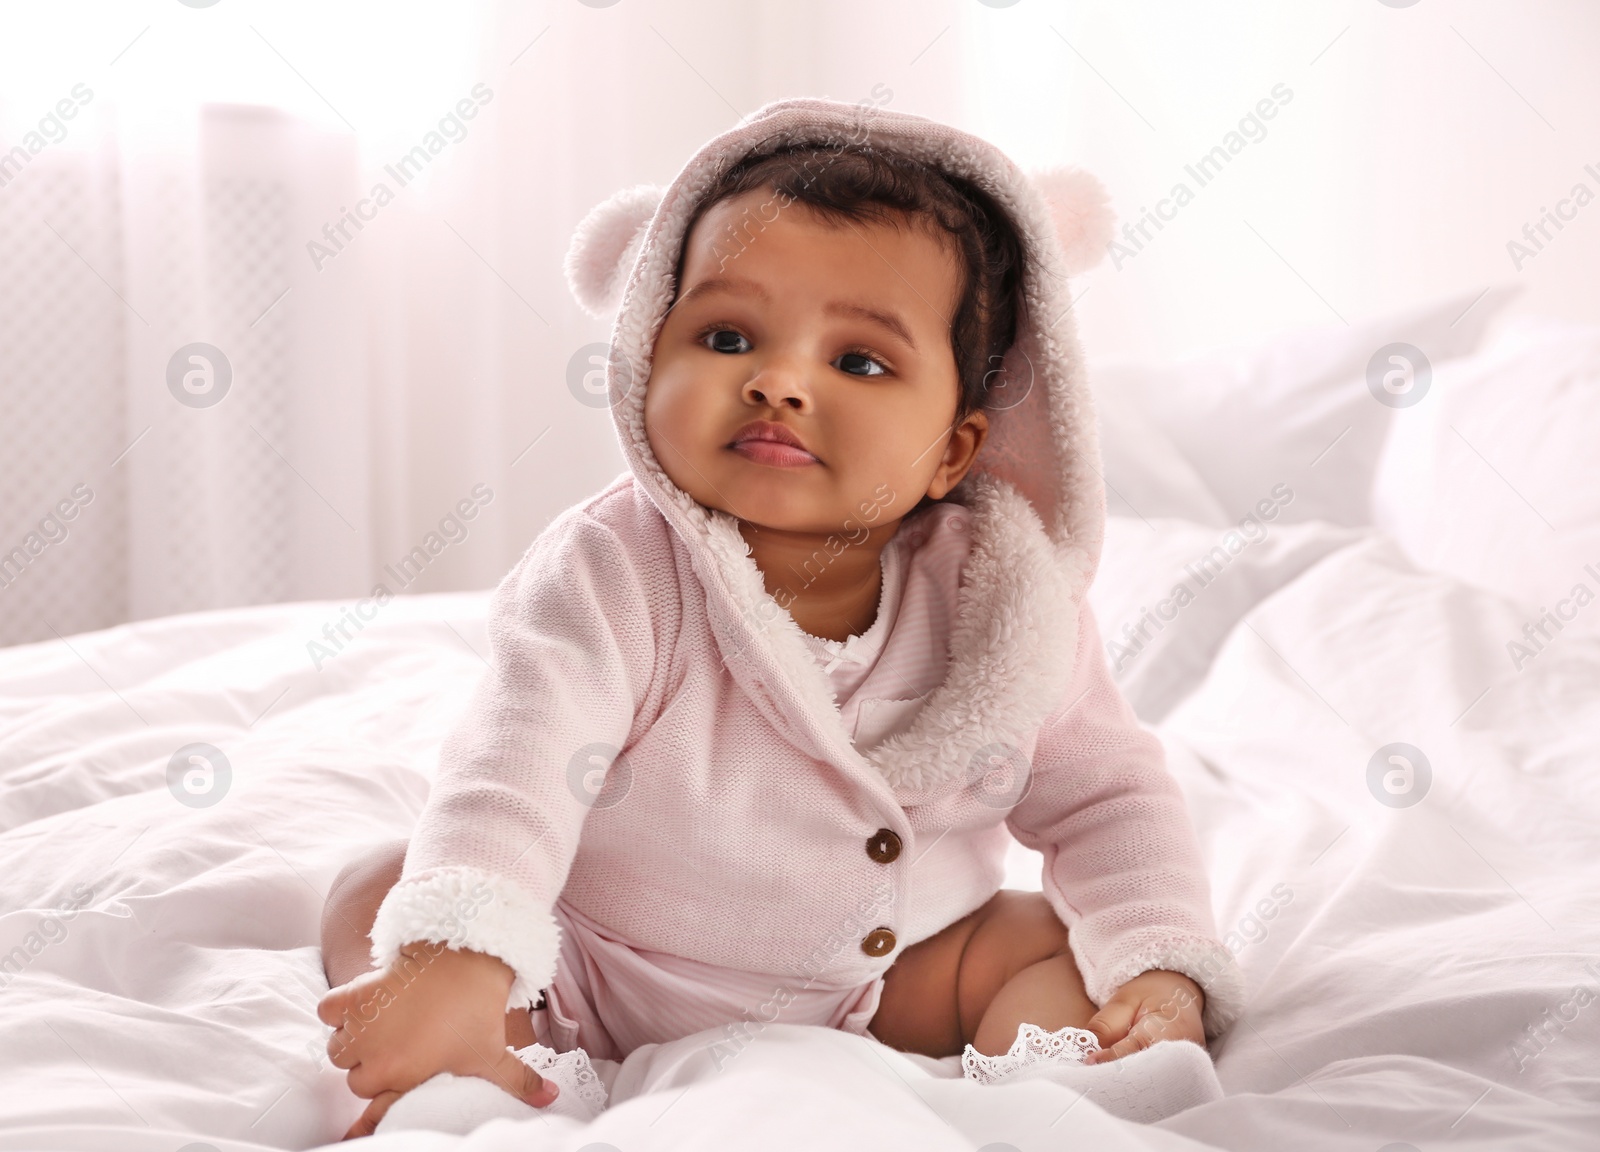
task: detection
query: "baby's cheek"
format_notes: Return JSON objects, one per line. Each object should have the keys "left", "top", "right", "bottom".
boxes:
{"left": 644, "top": 369, "right": 715, "bottom": 492}
{"left": 641, "top": 358, "right": 683, "bottom": 443}
{"left": 643, "top": 397, "right": 687, "bottom": 470}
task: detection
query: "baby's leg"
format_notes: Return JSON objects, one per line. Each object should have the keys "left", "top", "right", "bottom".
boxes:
{"left": 321, "top": 838, "right": 408, "bottom": 988}
{"left": 320, "top": 838, "right": 538, "bottom": 1049}
{"left": 869, "top": 889, "right": 1097, "bottom": 1058}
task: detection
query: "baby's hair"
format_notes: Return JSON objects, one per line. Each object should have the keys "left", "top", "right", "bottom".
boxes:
{"left": 679, "top": 142, "right": 1027, "bottom": 423}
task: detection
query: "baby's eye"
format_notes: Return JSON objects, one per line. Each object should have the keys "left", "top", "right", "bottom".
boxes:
{"left": 704, "top": 329, "right": 752, "bottom": 354}
{"left": 834, "top": 351, "right": 887, "bottom": 377}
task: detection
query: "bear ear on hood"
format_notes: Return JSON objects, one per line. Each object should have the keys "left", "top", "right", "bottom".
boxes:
{"left": 1028, "top": 167, "right": 1115, "bottom": 276}
{"left": 564, "top": 184, "right": 665, "bottom": 318}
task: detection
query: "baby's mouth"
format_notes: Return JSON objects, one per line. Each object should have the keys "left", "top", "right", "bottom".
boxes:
{"left": 727, "top": 420, "right": 820, "bottom": 468}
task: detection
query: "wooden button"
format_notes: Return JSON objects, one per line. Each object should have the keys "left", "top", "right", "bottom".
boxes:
{"left": 861, "top": 927, "right": 897, "bottom": 957}
{"left": 866, "top": 828, "right": 902, "bottom": 864}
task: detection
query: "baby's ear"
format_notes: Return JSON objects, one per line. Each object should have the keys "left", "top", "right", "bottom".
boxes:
{"left": 564, "top": 184, "right": 664, "bottom": 318}
{"left": 1028, "top": 167, "right": 1116, "bottom": 276}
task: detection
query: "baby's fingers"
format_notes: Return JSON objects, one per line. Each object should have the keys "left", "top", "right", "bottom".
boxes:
{"left": 473, "top": 1048, "right": 560, "bottom": 1109}
{"left": 1085, "top": 999, "right": 1198, "bottom": 1065}
{"left": 1089, "top": 1005, "right": 1174, "bottom": 1063}
{"left": 1081, "top": 1011, "right": 1171, "bottom": 1062}
{"left": 327, "top": 1025, "right": 360, "bottom": 1070}
{"left": 1084, "top": 998, "right": 1136, "bottom": 1054}
{"left": 343, "top": 1090, "right": 402, "bottom": 1141}
{"left": 319, "top": 967, "right": 388, "bottom": 1027}
{"left": 316, "top": 981, "right": 355, "bottom": 1027}
{"left": 1084, "top": 1018, "right": 1158, "bottom": 1064}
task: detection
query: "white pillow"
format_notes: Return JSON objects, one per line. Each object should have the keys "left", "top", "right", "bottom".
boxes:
{"left": 1372, "top": 315, "right": 1600, "bottom": 633}
{"left": 1088, "top": 514, "right": 1366, "bottom": 724}
{"left": 1088, "top": 286, "right": 1519, "bottom": 528}
{"left": 1092, "top": 379, "right": 1230, "bottom": 526}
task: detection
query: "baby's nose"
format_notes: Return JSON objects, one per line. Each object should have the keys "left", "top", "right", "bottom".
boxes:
{"left": 742, "top": 365, "right": 811, "bottom": 410}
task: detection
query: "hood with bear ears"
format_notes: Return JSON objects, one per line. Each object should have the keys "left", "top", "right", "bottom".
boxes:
{"left": 564, "top": 97, "right": 1116, "bottom": 796}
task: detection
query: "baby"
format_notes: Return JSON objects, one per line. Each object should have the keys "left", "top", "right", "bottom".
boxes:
{"left": 317, "top": 98, "right": 1242, "bottom": 1135}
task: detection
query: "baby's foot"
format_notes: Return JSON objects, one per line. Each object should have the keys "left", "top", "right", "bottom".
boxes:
{"left": 375, "top": 1042, "right": 609, "bottom": 1134}
{"left": 961, "top": 1021, "right": 1101, "bottom": 1085}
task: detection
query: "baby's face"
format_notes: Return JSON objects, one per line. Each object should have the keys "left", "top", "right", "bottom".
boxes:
{"left": 644, "top": 188, "right": 984, "bottom": 538}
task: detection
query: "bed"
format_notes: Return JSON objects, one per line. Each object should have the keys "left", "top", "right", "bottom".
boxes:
{"left": 2, "top": 294, "right": 1596, "bottom": 1151}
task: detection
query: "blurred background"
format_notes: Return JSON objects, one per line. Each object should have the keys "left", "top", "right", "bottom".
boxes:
{"left": 1, "top": 0, "right": 1596, "bottom": 646}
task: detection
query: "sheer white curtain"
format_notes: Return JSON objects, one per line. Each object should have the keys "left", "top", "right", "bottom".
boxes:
{"left": 0, "top": 3, "right": 477, "bottom": 645}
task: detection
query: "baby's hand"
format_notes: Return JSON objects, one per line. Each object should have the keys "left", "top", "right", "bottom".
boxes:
{"left": 1082, "top": 969, "right": 1205, "bottom": 1064}
{"left": 317, "top": 942, "right": 558, "bottom": 1138}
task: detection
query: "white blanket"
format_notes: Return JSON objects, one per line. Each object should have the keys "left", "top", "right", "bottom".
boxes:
{"left": 2, "top": 519, "right": 1596, "bottom": 1149}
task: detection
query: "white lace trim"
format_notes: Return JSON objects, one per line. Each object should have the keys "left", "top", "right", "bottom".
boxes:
{"left": 512, "top": 1042, "right": 610, "bottom": 1119}
{"left": 961, "top": 1022, "right": 1101, "bottom": 1085}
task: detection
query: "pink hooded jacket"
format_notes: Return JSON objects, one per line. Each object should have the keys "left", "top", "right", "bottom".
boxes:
{"left": 370, "top": 98, "right": 1246, "bottom": 1038}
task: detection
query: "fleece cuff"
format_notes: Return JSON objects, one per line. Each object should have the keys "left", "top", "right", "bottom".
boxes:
{"left": 1085, "top": 936, "right": 1247, "bottom": 1040}
{"left": 368, "top": 866, "right": 560, "bottom": 1011}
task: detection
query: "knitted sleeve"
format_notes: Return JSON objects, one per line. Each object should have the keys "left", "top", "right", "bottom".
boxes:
{"left": 367, "top": 510, "right": 660, "bottom": 1009}
{"left": 1005, "top": 599, "right": 1245, "bottom": 1038}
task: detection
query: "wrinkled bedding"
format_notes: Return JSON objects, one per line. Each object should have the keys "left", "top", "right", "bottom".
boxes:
{"left": 2, "top": 510, "right": 1597, "bottom": 1149}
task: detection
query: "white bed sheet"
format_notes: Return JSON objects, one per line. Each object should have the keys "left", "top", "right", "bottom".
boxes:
{"left": 1, "top": 519, "right": 1596, "bottom": 1150}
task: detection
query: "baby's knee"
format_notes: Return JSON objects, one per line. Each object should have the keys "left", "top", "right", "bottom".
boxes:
{"left": 322, "top": 839, "right": 409, "bottom": 946}
{"left": 327, "top": 838, "right": 409, "bottom": 907}
{"left": 321, "top": 839, "right": 410, "bottom": 986}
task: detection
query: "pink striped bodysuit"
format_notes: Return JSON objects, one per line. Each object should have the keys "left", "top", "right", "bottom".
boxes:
{"left": 529, "top": 503, "right": 973, "bottom": 1060}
